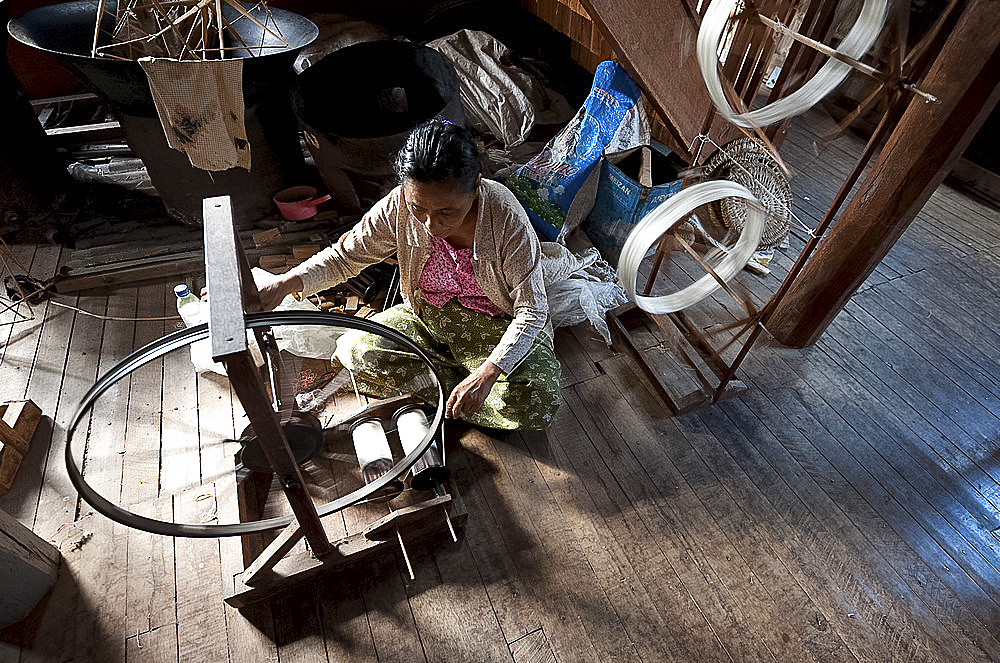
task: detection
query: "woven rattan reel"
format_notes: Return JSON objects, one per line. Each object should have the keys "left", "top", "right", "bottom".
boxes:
{"left": 705, "top": 137, "right": 792, "bottom": 251}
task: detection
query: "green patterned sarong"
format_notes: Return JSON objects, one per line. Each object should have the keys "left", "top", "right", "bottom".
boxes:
{"left": 334, "top": 300, "right": 561, "bottom": 430}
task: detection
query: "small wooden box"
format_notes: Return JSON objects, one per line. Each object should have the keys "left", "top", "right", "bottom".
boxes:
{"left": 0, "top": 400, "right": 42, "bottom": 495}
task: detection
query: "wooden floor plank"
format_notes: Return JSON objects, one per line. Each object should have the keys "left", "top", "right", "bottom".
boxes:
{"left": 788, "top": 334, "right": 1000, "bottom": 605}
{"left": 314, "top": 570, "right": 378, "bottom": 663}
{"left": 159, "top": 284, "right": 202, "bottom": 497}
{"left": 457, "top": 428, "right": 635, "bottom": 663}
{"left": 124, "top": 623, "right": 178, "bottom": 663}
{"left": 358, "top": 557, "right": 427, "bottom": 663}
{"left": 6, "top": 104, "right": 1000, "bottom": 663}
{"left": 0, "top": 244, "right": 63, "bottom": 522}
{"left": 5, "top": 292, "right": 96, "bottom": 534}
{"left": 175, "top": 485, "right": 229, "bottom": 663}
{"left": 448, "top": 429, "right": 548, "bottom": 643}
{"left": 509, "top": 628, "right": 557, "bottom": 663}
{"left": 519, "top": 413, "right": 719, "bottom": 663}
{"left": 734, "top": 346, "right": 998, "bottom": 660}
{"left": 126, "top": 497, "right": 175, "bottom": 635}
{"left": 120, "top": 283, "right": 166, "bottom": 509}
{"left": 406, "top": 537, "right": 513, "bottom": 663}
{"left": 567, "top": 369, "right": 809, "bottom": 662}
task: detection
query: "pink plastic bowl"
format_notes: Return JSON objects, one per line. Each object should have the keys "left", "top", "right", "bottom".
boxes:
{"left": 273, "top": 186, "right": 332, "bottom": 220}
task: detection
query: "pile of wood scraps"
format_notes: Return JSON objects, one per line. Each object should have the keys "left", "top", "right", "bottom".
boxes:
{"left": 55, "top": 212, "right": 354, "bottom": 293}
{"left": 307, "top": 259, "right": 397, "bottom": 317}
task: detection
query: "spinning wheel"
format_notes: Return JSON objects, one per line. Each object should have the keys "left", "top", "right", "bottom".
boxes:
{"left": 64, "top": 196, "right": 464, "bottom": 606}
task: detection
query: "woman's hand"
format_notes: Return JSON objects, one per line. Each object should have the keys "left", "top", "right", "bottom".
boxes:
{"left": 255, "top": 272, "right": 304, "bottom": 311}
{"left": 447, "top": 361, "right": 503, "bottom": 419}
{"left": 199, "top": 272, "right": 303, "bottom": 312}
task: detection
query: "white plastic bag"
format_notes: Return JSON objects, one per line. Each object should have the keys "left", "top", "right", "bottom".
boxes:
{"left": 252, "top": 267, "right": 342, "bottom": 361}
{"left": 539, "top": 243, "right": 627, "bottom": 344}
{"left": 427, "top": 29, "right": 572, "bottom": 149}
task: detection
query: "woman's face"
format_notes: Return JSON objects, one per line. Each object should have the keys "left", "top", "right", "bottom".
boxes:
{"left": 403, "top": 176, "right": 480, "bottom": 239}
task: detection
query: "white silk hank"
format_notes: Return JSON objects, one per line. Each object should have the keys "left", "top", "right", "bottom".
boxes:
{"left": 697, "top": 0, "right": 889, "bottom": 128}
{"left": 618, "top": 180, "right": 765, "bottom": 314}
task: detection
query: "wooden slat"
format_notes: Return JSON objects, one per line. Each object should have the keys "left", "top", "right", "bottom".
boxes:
{"left": 510, "top": 628, "right": 557, "bottom": 663}
{"left": 458, "top": 427, "right": 636, "bottom": 663}
{"left": 126, "top": 497, "right": 175, "bottom": 634}
{"left": 159, "top": 284, "right": 201, "bottom": 496}
{"left": 175, "top": 485, "right": 229, "bottom": 663}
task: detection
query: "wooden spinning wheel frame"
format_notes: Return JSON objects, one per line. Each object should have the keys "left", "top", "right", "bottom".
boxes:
{"left": 64, "top": 196, "right": 466, "bottom": 607}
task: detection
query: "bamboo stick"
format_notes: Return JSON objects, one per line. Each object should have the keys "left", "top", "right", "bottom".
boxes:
{"left": 216, "top": 0, "right": 225, "bottom": 59}
{"left": 221, "top": 0, "right": 287, "bottom": 46}
{"left": 91, "top": 0, "right": 107, "bottom": 57}
{"left": 756, "top": 14, "right": 883, "bottom": 79}
{"left": 149, "top": 0, "right": 203, "bottom": 60}
{"left": 97, "top": 0, "right": 213, "bottom": 50}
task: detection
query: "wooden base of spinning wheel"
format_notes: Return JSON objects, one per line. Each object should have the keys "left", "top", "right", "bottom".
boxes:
{"left": 225, "top": 396, "right": 467, "bottom": 608}
{"left": 607, "top": 303, "right": 746, "bottom": 415}
{"left": 225, "top": 482, "right": 467, "bottom": 608}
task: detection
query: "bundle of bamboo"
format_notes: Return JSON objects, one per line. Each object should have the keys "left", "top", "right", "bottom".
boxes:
{"left": 89, "top": 0, "right": 290, "bottom": 61}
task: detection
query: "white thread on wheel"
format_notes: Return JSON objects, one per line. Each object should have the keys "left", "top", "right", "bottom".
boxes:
{"left": 618, "top": 180, "right": 765, "bottom": 314}
{"left": 697, "top": 0, "right": 889, "bottom": 127}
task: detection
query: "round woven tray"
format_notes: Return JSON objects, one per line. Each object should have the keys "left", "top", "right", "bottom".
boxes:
{"left": 705, "top": 137, "right": 792, "bottom": 249}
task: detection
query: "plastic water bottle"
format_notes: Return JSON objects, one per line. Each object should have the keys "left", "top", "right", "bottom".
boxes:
{"left": 173, "top": 284, "right": 225, "bottom": 374}
{"left": 174, "top": 284, "right": 202, "bottom": 327}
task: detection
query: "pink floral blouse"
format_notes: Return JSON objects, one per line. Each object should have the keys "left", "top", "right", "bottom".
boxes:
{"left": 419, "top": 236, "right": 505, "bottom": 317}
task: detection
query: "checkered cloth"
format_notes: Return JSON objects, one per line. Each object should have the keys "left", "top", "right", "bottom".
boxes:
{"left": 139, "top": 57, "right": 250, "bottom": 172}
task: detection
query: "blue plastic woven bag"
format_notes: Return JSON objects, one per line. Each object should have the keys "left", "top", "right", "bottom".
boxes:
{"left": 504, "top": 61, "right": 645, "bottom": 240}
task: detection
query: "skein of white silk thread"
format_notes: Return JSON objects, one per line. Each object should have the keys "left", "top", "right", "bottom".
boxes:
{"left": 351, "top": 419, "right": 393, "bottom": 469}
{"left": 396, "top": 408, "right": 431, "bottom": 456}
{"left": 618, "top": 180, "right": 765, "bottom": 314}
{"left": 697, "top": 0, "right": 889, "bottom": 127}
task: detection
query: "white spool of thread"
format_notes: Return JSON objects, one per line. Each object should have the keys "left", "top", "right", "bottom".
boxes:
{"left": 351, "top": 418, "right": 392, "bottom": 469}
{"left": 697, "top": 0, "right": 888, "bottom": 127}
{"left": 396, "top": 407, "right": 431, "bottom": 455}
{"left": 618, "top": 180, "right": 765, "bottom": 314}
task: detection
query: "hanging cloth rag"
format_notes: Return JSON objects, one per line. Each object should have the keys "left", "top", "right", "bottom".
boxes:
{"left": 138, "top": 57, "right": 251, "bottom": 172}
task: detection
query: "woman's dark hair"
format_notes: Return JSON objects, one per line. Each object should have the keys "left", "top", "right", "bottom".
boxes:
{"left": 396, "top": 120, "right": 482, "bottom": 193}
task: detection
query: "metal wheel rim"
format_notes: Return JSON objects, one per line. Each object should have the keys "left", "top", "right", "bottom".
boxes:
{"left": 65, "top": 311, "right": 445, "bottom": 538}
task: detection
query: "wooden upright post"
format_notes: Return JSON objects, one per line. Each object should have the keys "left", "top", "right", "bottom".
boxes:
{"left": 766, "top": 0, "right": 1000, "bottom": 347}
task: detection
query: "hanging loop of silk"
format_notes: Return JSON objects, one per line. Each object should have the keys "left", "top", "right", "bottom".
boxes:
{"left": 617, "top": 180, "right": 766, "bottom": 314}
{"left": 697, "top": 0, "right": 889, "bottom": 128}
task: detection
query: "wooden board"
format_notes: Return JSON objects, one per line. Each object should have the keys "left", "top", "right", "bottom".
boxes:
{"left": 0, "top": 507, "right": 59, "bottom": 629}
{"left": 0, "top": 400, "right": 41, "bottom": 495}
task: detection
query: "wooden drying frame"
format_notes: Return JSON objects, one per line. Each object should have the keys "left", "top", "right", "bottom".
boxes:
{"left": 608, "top": 0, "right": 943, "bottom": 414}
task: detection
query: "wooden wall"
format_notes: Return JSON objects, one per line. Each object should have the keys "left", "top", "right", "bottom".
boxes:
{"left": 518, "top": 0, "right": 686, "bottom": 155}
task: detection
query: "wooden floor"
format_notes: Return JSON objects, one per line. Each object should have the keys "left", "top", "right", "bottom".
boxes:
{"left": 3, "top": 107, "right": 1000, "bottom": 662}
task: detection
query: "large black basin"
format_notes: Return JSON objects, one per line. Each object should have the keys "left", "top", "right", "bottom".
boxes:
{"left": 7, "top": 0, "right": 318, "bottom": 117}
{"left": 291, "top": 39, "right": 463, "bottom": 210}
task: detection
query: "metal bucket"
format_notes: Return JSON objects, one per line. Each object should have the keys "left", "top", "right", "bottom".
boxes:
{"left": 291, "top": 40, "right": 463, "bottom": 211}
{"left": 7, "top": 1, "right": 319, "bottom": 225}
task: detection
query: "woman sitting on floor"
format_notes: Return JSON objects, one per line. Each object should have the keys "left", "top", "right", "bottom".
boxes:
{"left": 257, "top": 120, "right": 561, "bottom": 430}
